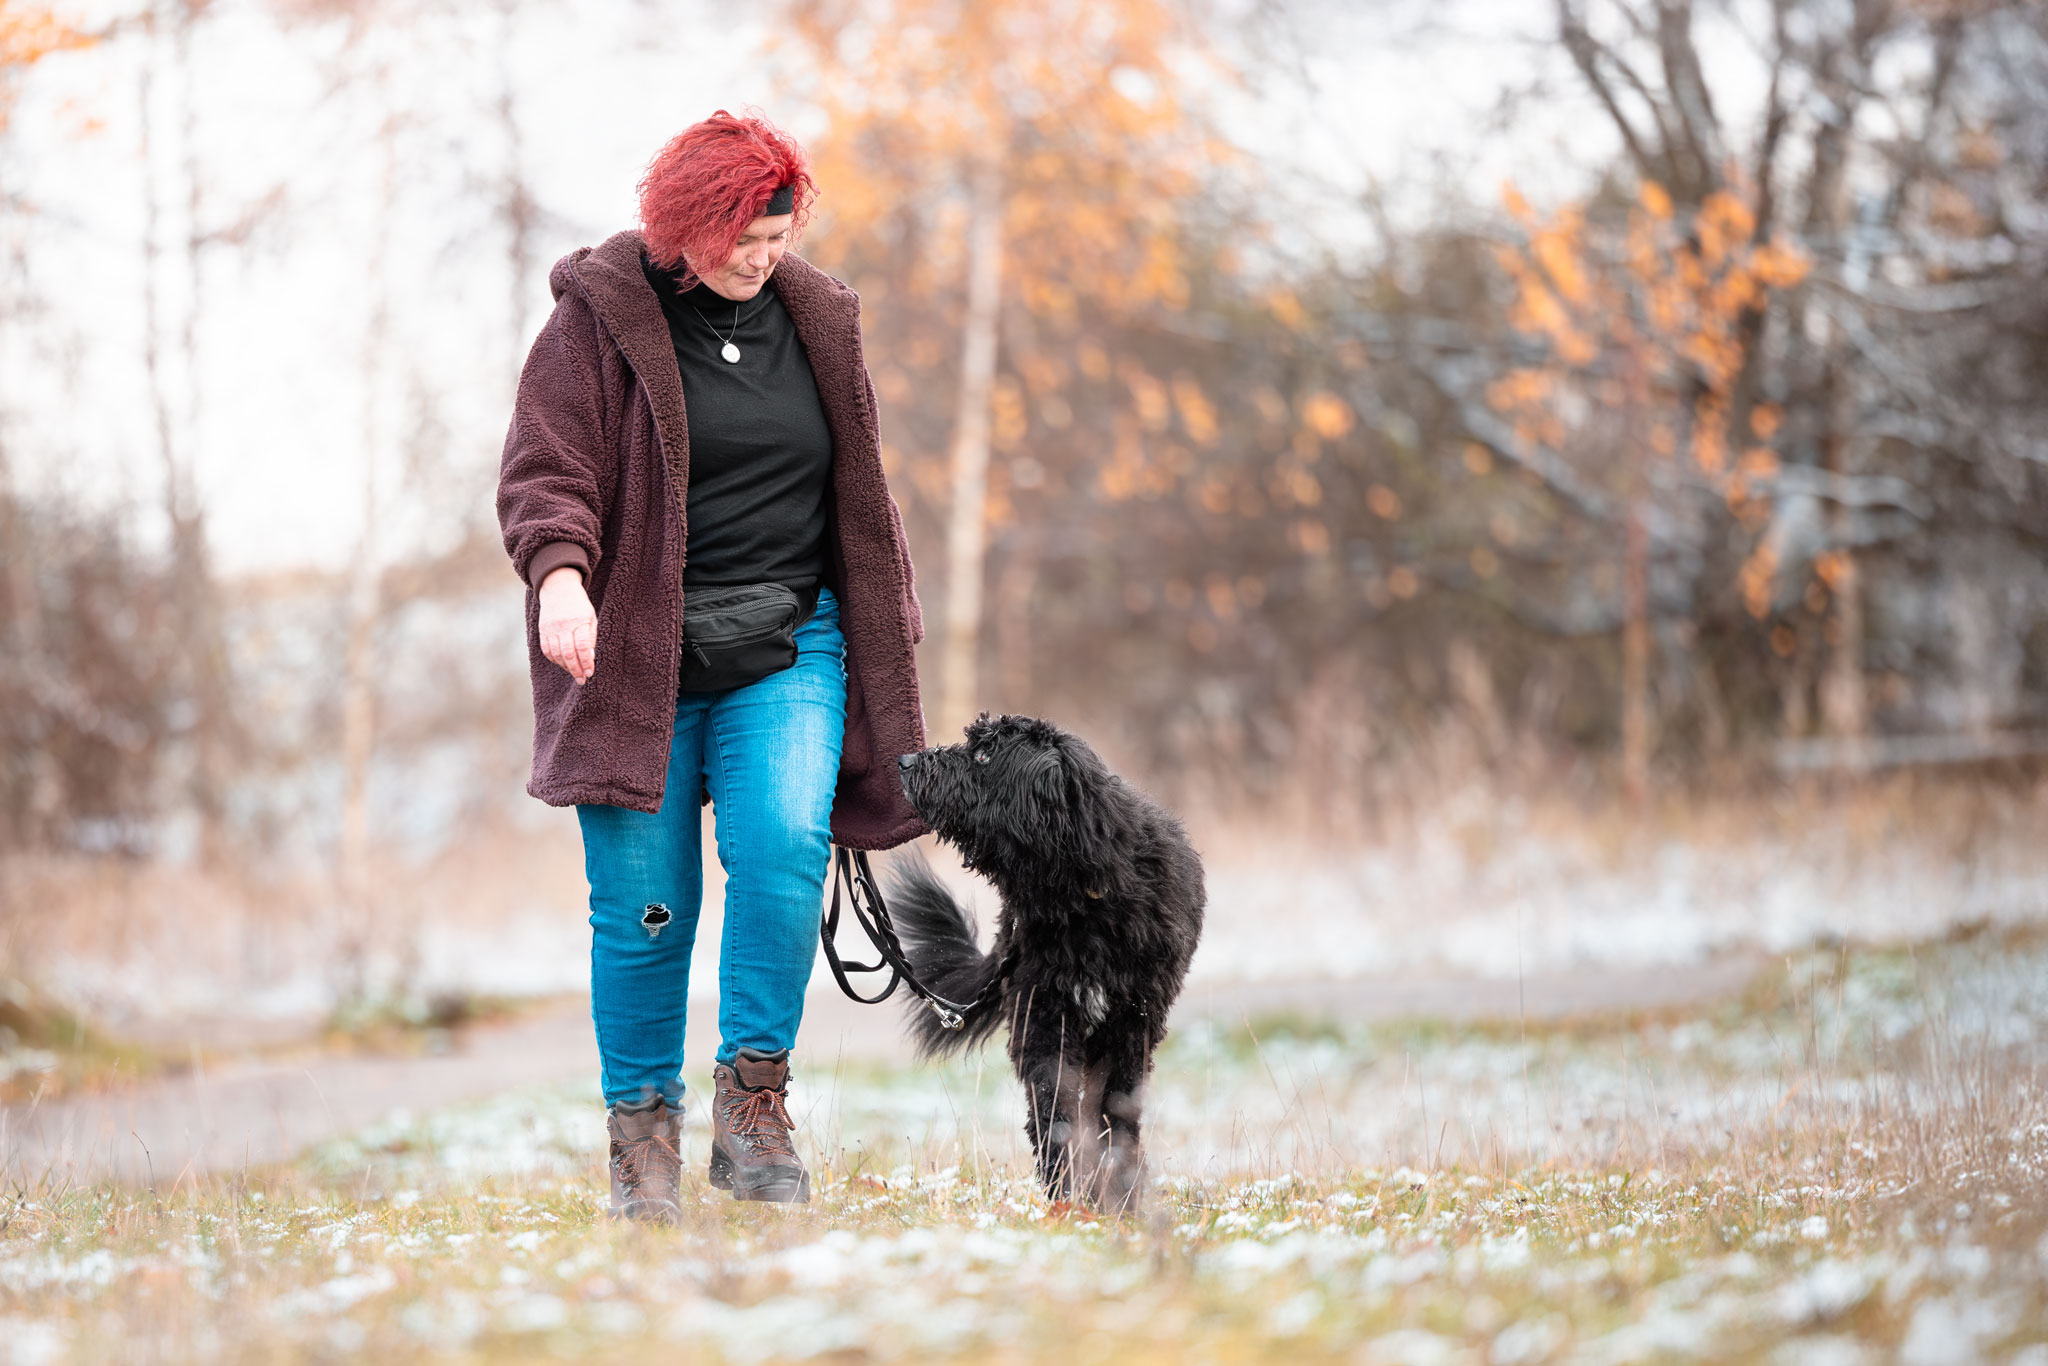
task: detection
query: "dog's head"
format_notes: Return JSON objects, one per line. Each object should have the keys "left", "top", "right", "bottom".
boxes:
{"left": 897, "top": 713, "right": 1124, "bottom": 891}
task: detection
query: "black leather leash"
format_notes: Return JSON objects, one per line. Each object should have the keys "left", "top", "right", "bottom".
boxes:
{"left": 821, "top": 846, "right": 1010, "bottom": 1031}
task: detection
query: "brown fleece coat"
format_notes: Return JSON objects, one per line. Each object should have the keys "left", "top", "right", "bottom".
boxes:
{"left": 497, "top": 231, "right": 929, "bottom": 850}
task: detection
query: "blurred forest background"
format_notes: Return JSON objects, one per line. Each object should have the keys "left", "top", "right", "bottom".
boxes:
{"left": 1, "top": 0, "right": 2046, "bottom": 1031}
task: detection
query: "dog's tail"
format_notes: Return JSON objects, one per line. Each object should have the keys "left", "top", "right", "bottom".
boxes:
{"left": 885, "top": 852, "right": 1008, "bottom": 1059}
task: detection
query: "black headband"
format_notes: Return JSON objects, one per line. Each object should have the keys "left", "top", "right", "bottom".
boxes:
{"left": 764, "top": 183, "right": 795, "bottom": 216}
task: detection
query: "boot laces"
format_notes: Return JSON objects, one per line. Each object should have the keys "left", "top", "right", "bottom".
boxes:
{"left": 613, "top": 1131, "right": 678, "bottom": 1190}
{"left": 723, "top": 1085, "right": 798, "bottom": 1158}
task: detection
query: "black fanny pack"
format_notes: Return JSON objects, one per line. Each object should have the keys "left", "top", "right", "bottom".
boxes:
{"left": 678, "top": 583, "right": 820, "bottom": 693}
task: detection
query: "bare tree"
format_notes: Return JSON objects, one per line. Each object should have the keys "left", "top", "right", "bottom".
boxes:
{"left": 139, "top": 0, "right": 230, "bottom": 858}
{"left": 335, "top": 51, "right": 401, "bottom": 997}
{"left": 491, "top": 0, "right": 539, "bottom": 392}
{"left": 938, "top": 163, "right": 1005, "bottom": 735}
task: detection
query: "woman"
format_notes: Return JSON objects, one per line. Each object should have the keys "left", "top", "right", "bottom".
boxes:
{"left": 496, "top": 111, "right": 928, "bottom": 1218}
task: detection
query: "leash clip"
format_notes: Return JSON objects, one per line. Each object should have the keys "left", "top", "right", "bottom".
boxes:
{"left": 823, "top": 846, "right": 986, "bottom": 1032}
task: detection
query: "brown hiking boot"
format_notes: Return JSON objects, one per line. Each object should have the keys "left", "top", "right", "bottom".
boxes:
{"left": 606, "top": 1096, "right": 683, "bottom": 1223}
{"left": 708, "top": 1047, "right": 810, "bottom": 1203}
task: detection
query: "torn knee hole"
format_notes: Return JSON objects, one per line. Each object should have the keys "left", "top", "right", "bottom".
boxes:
{"left": 640, "top": 903, "right": 672, "bottom": 939}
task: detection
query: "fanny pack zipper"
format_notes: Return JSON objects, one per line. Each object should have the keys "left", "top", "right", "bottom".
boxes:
{"left": 685, "top": 610, "right": 799, "bottom": 667}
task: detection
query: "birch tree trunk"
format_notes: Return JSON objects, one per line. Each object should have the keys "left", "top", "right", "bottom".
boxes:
{"left": 1620, "top": 489, "right": 1651, "bottom": 798}
{"left": 1819, "top": 407, "right": 1868, "bottom": 752}
{"left": 494, "top": 0, "right": 536, "bottom": 394}
{"left": 938, "top": 162, "right": 1004, "bottom": 738}
{"left": 994, "top": 517, "right": 1040, "bottom": 708}
{"left": 140, "top": 2, "right": 179, "bottom": 571}
{"left": 337, "top": 79, "right": 397, "bottom": 981}
{"left": 141, "top": 1, "right": 215, "bottom": 858}
{"left": 172, "top": 0, "right": 233, "bottom": 862}
{"left": 1819, "top": 206, "right": 1872, "bottom": 754}
{"left": 1793, "top": 40, "right": 1860, "bottom": 749}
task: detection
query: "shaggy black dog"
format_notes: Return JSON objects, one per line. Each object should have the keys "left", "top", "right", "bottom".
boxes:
{"left": 890, "top": 714, "right": 1204, "bottom": 1212}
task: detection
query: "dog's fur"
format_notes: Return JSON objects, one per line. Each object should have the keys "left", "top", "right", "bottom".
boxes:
{"left": 890, "top": 714, "right": 1204, "bottom": 1212}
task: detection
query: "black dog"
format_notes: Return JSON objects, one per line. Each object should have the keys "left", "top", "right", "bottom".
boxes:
{"left": 890, "top": 714, "right": 1204, "bottom": 1211}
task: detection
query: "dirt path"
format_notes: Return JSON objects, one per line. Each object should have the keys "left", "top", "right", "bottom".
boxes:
{"left": 1, "top": 956, "right": 1760, "bottom": 1185}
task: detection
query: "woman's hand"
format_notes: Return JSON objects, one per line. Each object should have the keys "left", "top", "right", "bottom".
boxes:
{"left": 538, "top": 566, "right": 597, "bottom": 685}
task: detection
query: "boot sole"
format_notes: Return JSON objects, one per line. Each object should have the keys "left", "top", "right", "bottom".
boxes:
{"left": 708, "top": 1142, "right": 810, "bottom": 1203}
{"left": 607, "top": 1199, "right": 681, "bottom": 1225}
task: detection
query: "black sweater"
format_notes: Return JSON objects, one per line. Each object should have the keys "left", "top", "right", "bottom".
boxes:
{"left": 644, "top": 258, "right": 834, "bottom": 589}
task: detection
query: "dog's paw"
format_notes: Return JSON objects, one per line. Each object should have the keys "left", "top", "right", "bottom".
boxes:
{"left": 1088, "top": 1144, "right": 1149, "bottom": 1218}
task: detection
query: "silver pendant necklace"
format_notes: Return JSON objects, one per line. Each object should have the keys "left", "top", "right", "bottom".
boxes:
{"left": 692, "top": 301, "right": 742, "bottom": 363}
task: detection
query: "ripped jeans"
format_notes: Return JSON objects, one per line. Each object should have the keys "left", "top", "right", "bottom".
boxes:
{"left": 576, "top": 587, "right": 847, "bottom": 1109}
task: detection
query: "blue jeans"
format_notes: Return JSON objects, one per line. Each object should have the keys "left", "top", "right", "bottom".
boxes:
{"left": 577, "top": 587, "right": 847, "bottom": 1109}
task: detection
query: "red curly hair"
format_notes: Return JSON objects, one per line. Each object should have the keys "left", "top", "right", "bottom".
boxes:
{"left": 637, "top": 110, "right": 816, "bottom": 283}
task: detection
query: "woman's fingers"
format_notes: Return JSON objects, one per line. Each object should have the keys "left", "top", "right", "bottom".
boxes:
{"left": 571, "top": 619, "right": 597, "bottom": 683}
{"left": 541, "top": 620, "right": 591, "bottom": 685}
{"left": 543, "top": 617, "right": 596, "bottom": 684}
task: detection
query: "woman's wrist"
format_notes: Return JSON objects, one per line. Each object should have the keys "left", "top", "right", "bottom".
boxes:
{"left": 540, "top": 565, "right": 586, "bottom": 595}
{"left": 529, "top": 540, "right": 592, "bottom": 592}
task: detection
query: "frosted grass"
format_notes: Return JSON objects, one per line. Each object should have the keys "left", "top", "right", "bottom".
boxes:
{"left": 4, "top": 931, "right": 2044, "bottom": 1363}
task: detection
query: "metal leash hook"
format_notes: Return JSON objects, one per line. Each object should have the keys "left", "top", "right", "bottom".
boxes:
{"left": 820, "top": 845, "right": 1000, "bottom": 1030}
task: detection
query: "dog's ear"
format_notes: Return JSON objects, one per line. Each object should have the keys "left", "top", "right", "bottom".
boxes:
{"left": 1049, "top": 739, "right": 1129, "bottom": 900}
{"left": 1027, "top": 747, "right": 1064, "bottom": 808}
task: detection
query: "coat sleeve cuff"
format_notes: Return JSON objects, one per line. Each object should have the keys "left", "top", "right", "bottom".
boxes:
{"left": 527, "top": 540, "right": 591, "bottom": 589}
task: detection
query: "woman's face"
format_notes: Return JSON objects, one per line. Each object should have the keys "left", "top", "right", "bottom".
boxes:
{"left": 692, "top": 211, "right": 793, "bottom": 301}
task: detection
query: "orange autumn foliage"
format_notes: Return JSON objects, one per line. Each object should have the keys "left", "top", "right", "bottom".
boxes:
{"left": 1493, "top": 180, "right": 1806, "bottom": 472}
{"left": 1491, "top": 179, "right": 1809, "bottom": 616}
{"left": 779, "top": 0, "right": 1224, "bottom": 505}
{"left": 0, "top": 1, "right": 91, "bottom": 129}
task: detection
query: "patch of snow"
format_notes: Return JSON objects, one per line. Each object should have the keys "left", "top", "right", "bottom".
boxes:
{"left": 270, "top": 1267, "right": 397, "bottom": 1318}
{"left": 1356, "top": 1328, "right": 1469, "bottom": 1366}
{"left": 1191, "top": 829, "right": 2048, "bottom": 980}
{"left": 1773, "top": 1259, "right": 1875, "bottom": 1326}
{"left": 0, "top": 1318, "right": 67, "bottom": 1366}
{"left": 1898, "top": 1294, "right": 2014, "bottom": 1366}
{"left": 1768, "top": 1337, "right": 1874, "bottom": 1366}
{"left": 1490, "top": 1315, "right": 1568, "bottom": 1366}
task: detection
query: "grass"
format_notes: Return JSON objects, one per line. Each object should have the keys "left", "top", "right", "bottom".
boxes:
{"left": 3, "top": 1131, "right": 2042, "bottom": 1362}
{"left": 3, "top": 932, "right": 2047, "bottom": 1363}
{"left": 321, "top": 990, "right": 555, "bottom": 1058}
{"left": 0, "top": 981, "right": 160, "bottom": 1107}
{"left": 0, "top": 985, "right": 557, "bottom": 1109}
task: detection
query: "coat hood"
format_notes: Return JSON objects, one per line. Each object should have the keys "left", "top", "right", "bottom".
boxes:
{"left": 548, "top": 231, "right": 859, "bottom": 360}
